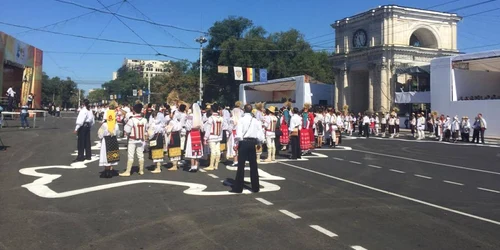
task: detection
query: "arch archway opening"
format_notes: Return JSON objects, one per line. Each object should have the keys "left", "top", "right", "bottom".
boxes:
{"left": 409, "top": 28, "right": 438, "bottom": 49}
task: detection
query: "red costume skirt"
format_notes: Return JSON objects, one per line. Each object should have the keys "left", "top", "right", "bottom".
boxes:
{"left": 300, "top": 128, "right": 311, "bottom": 150}
{"left": 280, "top": 124, "right": 289, "bottom": 145}
{"left": 189, "top": 129, "right": 203, "bottom": 157}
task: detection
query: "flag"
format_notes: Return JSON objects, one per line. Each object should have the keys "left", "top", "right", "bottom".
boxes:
{"left": 133, "top": 89, "right": 137, "bottom": 96}
{"left": 109, "top": 95, "right": 114, "bottom": 100}
{"left": 234, "top": 67, "right": 243, "bottom": 80}
{"left": 259, "top": 69, "right": 267, "bottom": 82}
{"left": 218, "top": 65, "right": 229, "bottom": 74}
{"left": 246, "top": 68, "right": 255, "bottom": 82}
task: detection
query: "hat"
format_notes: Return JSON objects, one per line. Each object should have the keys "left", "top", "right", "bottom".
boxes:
{"left": 464, "top": 116, "right": 469, "bottom": 119}
{"left": 303, "top": 103, "right": 312, "bottom": 110}
{"left": 234, "top": 101, "right": 242, "bottom": 108}
{"left": 266, "top": 106, "right": 276, "bottom": 113}
{"left": 283, "top": 101, "right": 292, "bottom": 108}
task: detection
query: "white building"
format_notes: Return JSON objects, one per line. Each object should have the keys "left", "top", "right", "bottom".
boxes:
{"left": 239, "top": 75, "right": 334, "bottom": 109}
{"left": 331, "top": 5, "right": 461, "bottom": 113}
{"left": 431, "top": 50, "right": 500, "bottom": 136}
{"left": 123, "top": 59, "right": 171, "bottom": 78}
{"left": 112, "top": 72, "right": 117, "bottom": 80}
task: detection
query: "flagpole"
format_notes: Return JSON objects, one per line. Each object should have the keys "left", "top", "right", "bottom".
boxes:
{"left": 196, "top": 36, "right": 207, "bottom": 105}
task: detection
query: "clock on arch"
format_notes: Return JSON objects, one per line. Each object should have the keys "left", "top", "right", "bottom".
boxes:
{"left": 353, "top": 29, "right": 368, "bottom": 48}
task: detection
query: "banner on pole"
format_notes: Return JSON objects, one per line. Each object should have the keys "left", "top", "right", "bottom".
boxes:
{"left": 259, "top": 69, "right": 267, "bottom": 82}
{"left": 133, "top": 89, "right": 137, "bottom": 96}
{"left": 109, "top": 95, "right": 114, "bottom": 100}
{"left": 234, "top": 67, "right": 243, "bottom": 81}
{"left": 218, "top": 66, "right": 229, "bottom": 74}
{"left": 246, "top": 68, "right": 255, "bottom": 82}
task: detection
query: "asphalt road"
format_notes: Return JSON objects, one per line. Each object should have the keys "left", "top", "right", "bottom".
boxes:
{"left": 1, "top": 116, "right": 500, "bottom": 250}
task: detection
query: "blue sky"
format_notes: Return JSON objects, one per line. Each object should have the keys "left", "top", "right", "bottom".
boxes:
{"left": 1, "top": 0, "right": 500, "bottom": 92}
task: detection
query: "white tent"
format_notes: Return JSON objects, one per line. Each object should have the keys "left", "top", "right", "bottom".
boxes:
{"left": 239, "top": 75, "right": 334, "bottom": 108}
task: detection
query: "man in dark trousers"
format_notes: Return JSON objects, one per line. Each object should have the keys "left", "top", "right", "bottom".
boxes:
{"left": 231, "top": 104, "right": 265, "bottom": 193}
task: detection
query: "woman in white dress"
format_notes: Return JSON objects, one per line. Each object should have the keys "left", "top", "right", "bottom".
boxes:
{"left": 148, "top": 111, "right": 166, "bottom": 173}
{"left": 185, "top": 103, "right": 204, "bottom": 172}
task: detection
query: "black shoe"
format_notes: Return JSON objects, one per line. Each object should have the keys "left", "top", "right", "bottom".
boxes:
{"left": 251, "top": 189, "right": 260, "bottom": 193}
{"left": 229, "top": 189, "right": 243, "bottom": 194}
{"left": 73, "top": 158, "right": 84, "bottom": 162}
{"left": 105, "top": 170, "right": 113, "bottom": 178}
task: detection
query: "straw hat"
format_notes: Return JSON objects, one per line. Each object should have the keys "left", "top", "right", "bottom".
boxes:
{"left": 303, "top": 103, "right": 312, "bottom": 110}
{"left": 283, "top": 101, "right": 292, "bottom": 108}
{"left": 266, "top": 106, "right": 276, "bottom": 113}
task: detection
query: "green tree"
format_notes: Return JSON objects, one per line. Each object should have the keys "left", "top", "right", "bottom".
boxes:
{"left": 87, "top": 88, "right": 107, "bottom": 104}
{"left": 102, "top": 66, "right": 146, "bottom": 103}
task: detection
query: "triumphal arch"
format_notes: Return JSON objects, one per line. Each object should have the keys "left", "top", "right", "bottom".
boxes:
{"left": 331, "top": 5, "right": 461, "bottom": 112}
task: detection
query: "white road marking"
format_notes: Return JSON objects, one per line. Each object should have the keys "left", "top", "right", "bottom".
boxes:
{"left": 278, "top": 162, "right": 500, "bottom": 226}
{"left": 333, "top": 157, "right": 344, "bottom": 161}
{"left": 351, "top": 246, "right": 368, "bottom": 250}
{"left": 443, "top": 180, "right": 464, "bottom": 186}
{"left": 368, "top": 164, "right": 382, "bottom": 169}
{"left": 198, "top": 169, "right": 206, "bottom": 173}
{"left": 352, "top": 149, "right": 500, "bottom": 176}
{"left": 414, "top": 174, "right": 432, "bottom": 179}
{"left": 207, "top": 174, "right": 219, "bottom": 179}
{"left": 349, "top": 161, "right": 362, "bottom": 165}
{"left": 371, "top": 136, "right": 500, "bottom": 148}
{"left": 255, "top": 198, "right": 273, "bottom": 205}
{"left": 18, "top": 140, "right": 287, "bottom": 198}
{"left": 309, "top": 225, "right": 338, "bottom": 237}
{"left": 477, "top": 187, "right": 500, "bottom": 194}
{"left": 315, "top": 146, "right": 353, "bottom": 150}
{"left": 389, "top": 169, "right": 405, "bottom": 174}
{"left": 279, "top": 210, "right": 301, "bottom": 219}
{"left": 303, "top": 152, "right": 329, "bottom": 158}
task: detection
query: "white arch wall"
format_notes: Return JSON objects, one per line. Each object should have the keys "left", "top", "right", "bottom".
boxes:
{"left": 392, "top": 21, "right": 457, "bottom": 50}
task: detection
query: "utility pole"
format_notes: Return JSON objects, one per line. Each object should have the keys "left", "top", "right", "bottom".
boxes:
{"left": 195, "top": 36, "right": 208, "bottom": 105}
{"left": 146, "top": 63, "right": 153, "bottom": 104}
{"left": 78, "top": 89, "right": 81, "bottom": 107}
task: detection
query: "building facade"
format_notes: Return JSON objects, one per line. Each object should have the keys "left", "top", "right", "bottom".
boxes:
{"left": 330, "top": 5, "right": 461, "bottom": 113}
{"left": 123, "top": 59, "right": 171, "bottom": 78}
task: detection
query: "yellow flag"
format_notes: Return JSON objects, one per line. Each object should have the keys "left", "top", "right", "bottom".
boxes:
{"left": 106, "top": 110, "right": 116, "bottom": 135}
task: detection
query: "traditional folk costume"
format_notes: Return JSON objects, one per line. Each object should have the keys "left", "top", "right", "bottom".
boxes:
{"left": 300, "top": 110, "right": 313, "bottom": 152}
{"left": 395, "top": 116, "right": 400, "bottom": 137}
{"left": 185, "top": 103, "right": 204, "bottom": 172}
{"left": 388, "top": 114, "right": 396, "bottom": 138}
{"left": 381, "top": 113, "right": 388, "bottom": 137}
{"left": 289, "top": 113, "right": 302, "bottom": 159}
{"left": 204, "top": 110, "right": 224, "bottom": 170}
{"left": 120, "top": 107, "right": 148, "bottom": 177}
{"left": 374, "top": 114, "right": 380, "bottom": 136}
{"left": 98, "top": 110, "right": 120, "bottom": 178}
{"left": 228, "top": 104, "right": 243, "bottom": 166}
{"left": 254, "top": 102, "right": 265, "bottom": 163}
{"left": 416, "top": 114, "right": 426, "bottom": 140}
{"left": 148, "top": 112, "right": 166, "bottom": 173}
{"left": 167, "top": 109, "right": 183, "bottom": 170}
{"left": 264, "top": 106, "right": 278, "bottom": 162}
{"left": 324, "top": 111, "right": 332, "bottom": 145}
{"left": 314, "top": 112, "right": 325, "bottom": 147}
{"left": 369, "top": 117, "right": 376, "bottom": 135}
{"left": 410, "top": 115, "right": 417, "bottom": 137}
{"left": 280, "top": 102, "right": 292, "bottom": 150}
{"left": 330, "top": 113, "right": 339, "bottom": 147}
{"left": 451, "top": 116, "right": 460, "bottom": 143}
{"left": 461, "top": 117, "right": 471, "bottom": 142}
{"left": 220, "top": 108, "right": 231, "bottom": 158}
{"left": 437, "top": 116, "right": 445, "bottom": 141}
{"left": 443, "top": 117, "right": 452, "bottom": 142}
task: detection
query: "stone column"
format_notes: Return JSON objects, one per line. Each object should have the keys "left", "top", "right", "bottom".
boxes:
{"left": 368, "top": 63, "right": 375, "bottom": 112}
{"left": 333, "top": 68, "right": 341, "bottom": 109}
{"left": 342, "top": 68, "right": 349, "bottom": 110}
{"left": 380, "top": 63, "right": 389, "bottom": 112}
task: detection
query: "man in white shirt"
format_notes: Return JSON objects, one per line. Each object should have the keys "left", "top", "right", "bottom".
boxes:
{"left": 289, "top": 107, "right": 302, "bottom": 159}
{"left": 6, "top": 86, "right": 15, "bottom": 111}
{"left": 231, "top": 104, "right": 265, "bottom": 193}
{"left": 74, "top": 99, "right": 95, "bottom": 162}
{"left": 416, "top": 113, "right": 426, "bottom": 140}
{"left": 478, "top": 113, "right": 487, "bottom": 144}
{"left": 204, "top": 104, "right": 224, "bottom": 171}
{"left": 362, "top": 113, "right": 370, "bottom": 138}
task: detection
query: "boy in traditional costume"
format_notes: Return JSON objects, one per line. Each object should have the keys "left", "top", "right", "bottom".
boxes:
{"left": 203, "top": 104, "right": 224, "bottom": 170}
{"left": 185, "top": 103, "right": 204, "bottom": 172}
{"left": 98, "top": 102, "right": 120, "bottom": 178}
{"left": 263, "top": 106, "right": 278, "bottom": 162}
{"left": 120, "top": 103, "right": 148, "bottom": 177}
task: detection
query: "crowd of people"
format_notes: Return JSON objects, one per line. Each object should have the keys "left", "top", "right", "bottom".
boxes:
{"left": 73, "top": 99, "right": 347, "bottom": 193}
{"left": 458, "top": 95, "right": 500, "bottom": 101}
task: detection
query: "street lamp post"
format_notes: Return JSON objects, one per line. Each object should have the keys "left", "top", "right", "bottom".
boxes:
{"left": 195, "top": 36, "right": 208, "bottom": 105}
{"left": 146, "top": 63, "right": 153, "bottom": 104}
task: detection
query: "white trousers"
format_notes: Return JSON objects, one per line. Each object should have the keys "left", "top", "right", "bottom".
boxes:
{"left": 266, "top": 137, "right": 275, "bottom": 150}
{"left": 208, "top": 141, "right": 221, "bottom": 157}
{"left": 127, "top": 141, "right": 144, "bottom": 162}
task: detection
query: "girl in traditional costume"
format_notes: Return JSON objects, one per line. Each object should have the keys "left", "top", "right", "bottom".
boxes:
{"left": 98, "top": 102, "right": 120, "bottom": 178}
{"left": 148, "top": 111, "right": 165, "bottom": 173}
{"left": 280, "top": 101, "right": 292, "bottom": 151}
{"left": 185, "top": 103, "right": 204, "bottom": 172}
{"left": 227, "top": 101, "right": 243, "bottom": 166}
{"left": 300, "top": 104, "right": 313, "bottom": 154}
